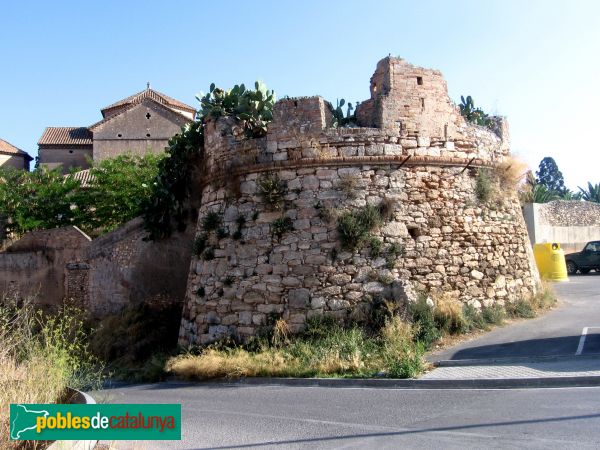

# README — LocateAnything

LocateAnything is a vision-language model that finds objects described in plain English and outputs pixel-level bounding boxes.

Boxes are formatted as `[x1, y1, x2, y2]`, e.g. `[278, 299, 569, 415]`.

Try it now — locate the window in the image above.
[417, 76, 423, 85]
[146, 133, 151, 137]
[146, 112, 152, 119]
[585, 242, 600, 252]
[117, 133, 122, 138]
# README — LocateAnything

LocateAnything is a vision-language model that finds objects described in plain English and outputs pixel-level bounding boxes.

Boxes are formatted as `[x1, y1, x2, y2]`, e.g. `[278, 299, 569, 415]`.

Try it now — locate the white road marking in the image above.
[576, 328, 589, 355]
[575, 327, 600, 355]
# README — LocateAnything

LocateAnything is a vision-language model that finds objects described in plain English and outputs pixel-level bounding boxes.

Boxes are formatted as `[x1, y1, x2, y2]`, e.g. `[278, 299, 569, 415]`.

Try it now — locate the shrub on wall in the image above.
[143, 81, 277, 239]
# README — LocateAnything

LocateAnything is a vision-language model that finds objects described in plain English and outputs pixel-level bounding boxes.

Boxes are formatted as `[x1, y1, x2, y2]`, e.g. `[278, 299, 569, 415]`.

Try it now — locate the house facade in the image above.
[38, 86, 195, 173]
[0, 139, 33, 170]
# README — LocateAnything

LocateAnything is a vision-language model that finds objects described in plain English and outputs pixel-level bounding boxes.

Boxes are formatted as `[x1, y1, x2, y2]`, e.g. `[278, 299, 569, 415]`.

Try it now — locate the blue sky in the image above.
[1, 0, 599, 190]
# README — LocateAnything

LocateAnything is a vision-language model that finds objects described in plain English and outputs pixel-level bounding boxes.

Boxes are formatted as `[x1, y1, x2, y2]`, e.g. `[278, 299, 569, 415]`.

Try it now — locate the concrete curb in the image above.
[47, 389, 97, 450]
[163, 374, 600, 390]
[435, 352, 600, 367]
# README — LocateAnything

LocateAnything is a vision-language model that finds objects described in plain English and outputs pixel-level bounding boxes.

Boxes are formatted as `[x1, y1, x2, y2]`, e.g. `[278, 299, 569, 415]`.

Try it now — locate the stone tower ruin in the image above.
[179, 56, 539, 346]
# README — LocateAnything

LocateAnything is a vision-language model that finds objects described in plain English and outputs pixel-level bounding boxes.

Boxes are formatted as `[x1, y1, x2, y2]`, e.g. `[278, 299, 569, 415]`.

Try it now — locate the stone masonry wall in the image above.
[522, 201, 600, 254]
[179, 57, 539, 346]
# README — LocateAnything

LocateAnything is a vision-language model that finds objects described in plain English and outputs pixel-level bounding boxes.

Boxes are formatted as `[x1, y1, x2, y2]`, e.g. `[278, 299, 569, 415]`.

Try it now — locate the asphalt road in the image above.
[95, 382, 600, 449]
[430, 273, 600, 361]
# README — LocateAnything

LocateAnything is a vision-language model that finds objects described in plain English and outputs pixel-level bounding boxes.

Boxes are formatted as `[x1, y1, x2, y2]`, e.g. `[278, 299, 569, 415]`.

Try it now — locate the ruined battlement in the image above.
[179, 57, 537, 346]
[201, 57, 509, 187]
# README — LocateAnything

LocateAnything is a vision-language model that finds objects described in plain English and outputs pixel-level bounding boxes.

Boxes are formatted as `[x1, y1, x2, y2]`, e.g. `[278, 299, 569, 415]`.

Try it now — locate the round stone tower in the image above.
[179, 57, 539, 345]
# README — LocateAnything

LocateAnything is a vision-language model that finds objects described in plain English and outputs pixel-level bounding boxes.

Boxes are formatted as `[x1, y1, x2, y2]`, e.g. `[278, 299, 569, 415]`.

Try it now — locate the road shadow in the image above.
[447, 333, 600, 367]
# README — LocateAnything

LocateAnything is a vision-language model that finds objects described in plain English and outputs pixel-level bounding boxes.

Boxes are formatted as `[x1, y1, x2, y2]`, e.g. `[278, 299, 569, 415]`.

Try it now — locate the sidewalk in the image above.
[422, 355, 600, 380]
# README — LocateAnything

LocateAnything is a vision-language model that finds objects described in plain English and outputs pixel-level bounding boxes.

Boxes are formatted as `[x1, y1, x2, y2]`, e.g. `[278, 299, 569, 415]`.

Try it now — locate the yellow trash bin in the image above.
[533, 243, 569, 281]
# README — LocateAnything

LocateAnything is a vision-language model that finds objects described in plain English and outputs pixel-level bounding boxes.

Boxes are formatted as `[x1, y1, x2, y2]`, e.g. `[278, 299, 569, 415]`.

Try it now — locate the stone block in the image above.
[289, 288, 310, 308]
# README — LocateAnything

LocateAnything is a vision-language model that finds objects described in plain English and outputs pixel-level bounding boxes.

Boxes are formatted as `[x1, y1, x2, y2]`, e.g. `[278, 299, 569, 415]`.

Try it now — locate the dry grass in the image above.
[0, 354, 69, 450]
[167, 316, 426, 380]
[0, 300, 103, 450]
[496, 156, 529, 190]
[338, 174, 361, 199]
[432, 292, 466, 334]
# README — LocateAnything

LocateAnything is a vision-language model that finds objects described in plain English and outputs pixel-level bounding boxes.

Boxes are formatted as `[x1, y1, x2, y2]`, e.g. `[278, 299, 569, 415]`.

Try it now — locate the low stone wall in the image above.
[65, 218, 194, 318]
[0, 219, 194, 316]
[522, 201, 600, 254]
[0, 227, 91, 306]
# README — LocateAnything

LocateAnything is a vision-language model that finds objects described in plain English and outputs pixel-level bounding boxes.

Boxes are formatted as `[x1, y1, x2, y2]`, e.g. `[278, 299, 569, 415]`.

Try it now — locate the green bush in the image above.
[369, 237, 383, 257]
[257, 173, 287, 210]
[337, 204, 383, 250]
[462, 304, 488, 331]
[409, 295, 441, 349]
[476, 169, 494, 203]
[506, 299, 536, 319]
[90, 301, 182, 382]
[202, 211, 222, 231]
[481, 303, 506, 325]
[271, 216, 294, 238]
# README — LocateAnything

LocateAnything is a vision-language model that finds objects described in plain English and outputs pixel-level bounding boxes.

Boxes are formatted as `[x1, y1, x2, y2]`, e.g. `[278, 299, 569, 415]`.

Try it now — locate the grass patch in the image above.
[167, 284, 557, 383]
[167, 315, 425, 380]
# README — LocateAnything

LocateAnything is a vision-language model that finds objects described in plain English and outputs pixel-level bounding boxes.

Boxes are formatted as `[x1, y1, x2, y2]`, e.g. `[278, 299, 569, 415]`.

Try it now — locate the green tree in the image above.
[519, 171, 560, 204]
[0, 154, 162, 242]
[80, 154, 162, 233]
[578, 182, 600, 203]
[535, 157, 567, 196]
[0, 167, 83, 238]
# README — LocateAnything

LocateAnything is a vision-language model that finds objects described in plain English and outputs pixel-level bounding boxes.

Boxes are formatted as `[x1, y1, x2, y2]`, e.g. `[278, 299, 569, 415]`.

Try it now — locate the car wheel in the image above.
[580, 268, 591, 274]
[566, 261, 578, 275]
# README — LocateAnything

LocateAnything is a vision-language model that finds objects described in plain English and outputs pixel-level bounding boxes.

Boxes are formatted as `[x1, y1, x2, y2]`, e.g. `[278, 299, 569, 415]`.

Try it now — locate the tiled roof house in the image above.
[0, 138, 33, 171]
[38, 86, 195, 173]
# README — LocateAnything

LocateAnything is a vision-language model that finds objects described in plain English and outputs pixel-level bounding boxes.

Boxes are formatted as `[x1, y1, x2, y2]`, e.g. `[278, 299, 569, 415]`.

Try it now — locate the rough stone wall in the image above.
[77, 218, 194, 318]
[522, 201, 600, 254]
[179, 57, 539, 346]
[0, 219, 194, 316]
[0, 227, 91, 306]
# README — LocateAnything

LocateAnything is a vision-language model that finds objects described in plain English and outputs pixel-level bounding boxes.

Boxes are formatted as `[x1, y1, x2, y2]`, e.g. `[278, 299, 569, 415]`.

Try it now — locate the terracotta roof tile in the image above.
[65, 169, 94, 187]
[101, 88, 195, 117]
[38, 127, 93, 146]
[0, 138, 33, 160]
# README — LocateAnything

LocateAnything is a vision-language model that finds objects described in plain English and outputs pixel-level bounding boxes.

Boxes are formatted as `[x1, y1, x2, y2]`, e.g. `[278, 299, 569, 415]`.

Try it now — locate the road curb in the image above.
[47, 389, 97, 450]
[435, 352, 600, 367]
[164, 374, 600, 390]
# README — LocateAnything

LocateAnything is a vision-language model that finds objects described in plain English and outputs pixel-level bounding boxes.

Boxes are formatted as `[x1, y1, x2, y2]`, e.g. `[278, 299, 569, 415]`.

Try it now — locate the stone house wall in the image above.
[92, 99, 190, 162]
[0, 153, 30, 170]
[179, 57, 539, 346]
[38, 147, 93, 173]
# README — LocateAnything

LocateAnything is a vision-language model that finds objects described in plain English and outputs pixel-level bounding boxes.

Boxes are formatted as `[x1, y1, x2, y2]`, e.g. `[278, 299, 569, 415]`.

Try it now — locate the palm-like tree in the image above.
[578, 182, 600, 203]
[520, 171, 560, 203]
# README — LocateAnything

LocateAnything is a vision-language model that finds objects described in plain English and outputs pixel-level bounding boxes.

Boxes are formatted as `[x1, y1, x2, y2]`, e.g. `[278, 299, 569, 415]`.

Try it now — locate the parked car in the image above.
[565, 241, 600, 275]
